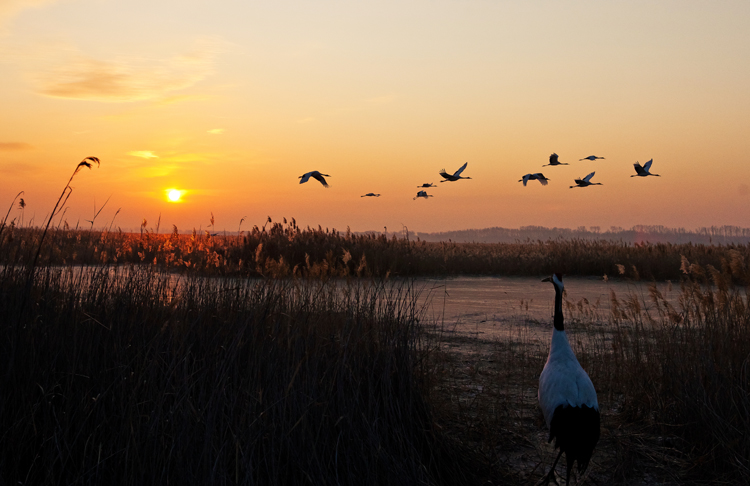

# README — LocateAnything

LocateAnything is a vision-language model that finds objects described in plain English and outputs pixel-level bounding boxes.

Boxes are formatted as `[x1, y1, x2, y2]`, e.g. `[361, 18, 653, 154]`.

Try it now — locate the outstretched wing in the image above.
[522, 174, 531, 186]
[312, 172, 329, 187]
[453, 162, 468, 177]
[534, 173, 549, 186]
[633, 162, 644, 175]
[549, 153, 558, 164]
[439, 169, 451, 179]
[583, 171, 595, 182]
[299, 172, 312, 184]
[643, 159, 653, 172]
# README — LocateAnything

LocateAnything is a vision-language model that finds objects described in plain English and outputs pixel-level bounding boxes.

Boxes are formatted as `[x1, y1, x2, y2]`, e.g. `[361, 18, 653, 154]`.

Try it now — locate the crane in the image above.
[439, 162, 472, 182]
[538, 273, 600, 485]
[519, 173, 550, 186]
[631, 159, 660, 177]
[299, 171, 331, 187]
[413, 190, 433, 200]
[570, 172, 602, 188]
[361, 193, 381, 197]
[579, 155, 605, 161]
[543, 153, 568, 167]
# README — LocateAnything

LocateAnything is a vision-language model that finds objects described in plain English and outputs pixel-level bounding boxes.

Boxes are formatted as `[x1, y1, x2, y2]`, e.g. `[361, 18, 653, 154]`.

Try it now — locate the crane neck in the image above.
[553, 285, 564, 331]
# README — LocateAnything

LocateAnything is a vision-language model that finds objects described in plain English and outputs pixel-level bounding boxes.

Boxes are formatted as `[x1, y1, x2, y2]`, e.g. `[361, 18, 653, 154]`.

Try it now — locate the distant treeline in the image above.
[3, 218, 750, 281]
[412, 224, 750, 245]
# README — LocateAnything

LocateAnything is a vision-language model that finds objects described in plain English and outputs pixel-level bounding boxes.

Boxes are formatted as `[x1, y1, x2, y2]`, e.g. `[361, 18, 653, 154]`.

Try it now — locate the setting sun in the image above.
[167, 189, 184, 203]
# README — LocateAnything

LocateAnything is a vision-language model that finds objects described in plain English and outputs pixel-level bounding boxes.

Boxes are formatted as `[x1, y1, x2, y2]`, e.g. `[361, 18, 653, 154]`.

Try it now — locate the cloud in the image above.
[32, 38, 226, 102]
[129, 151, 159, 159]
[0, 0, 57, 26]
[207, 128, 225, 134]
[0, 142, 33, 150]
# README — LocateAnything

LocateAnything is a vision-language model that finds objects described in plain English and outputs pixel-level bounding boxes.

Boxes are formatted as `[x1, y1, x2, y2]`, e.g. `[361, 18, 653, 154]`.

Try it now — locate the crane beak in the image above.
[541, 276, 552, 282]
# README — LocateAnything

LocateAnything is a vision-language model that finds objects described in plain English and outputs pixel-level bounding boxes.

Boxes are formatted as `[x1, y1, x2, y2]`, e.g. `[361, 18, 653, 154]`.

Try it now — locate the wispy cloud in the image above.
[129, 151, 159, 159]
[0, 142, 33, 150]
[207, 128, 225, 134]
[30, 37, 226, 102]
[0, 0, 57, 26]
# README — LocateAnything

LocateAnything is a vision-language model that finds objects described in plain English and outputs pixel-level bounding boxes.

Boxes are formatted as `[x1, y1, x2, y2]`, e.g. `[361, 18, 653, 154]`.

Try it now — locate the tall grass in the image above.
[3, 218, 750, 280]
[0, 264, 486, 485]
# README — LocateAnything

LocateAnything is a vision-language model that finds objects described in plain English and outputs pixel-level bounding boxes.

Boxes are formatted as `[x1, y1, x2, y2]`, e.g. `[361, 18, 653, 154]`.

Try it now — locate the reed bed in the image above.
[426, 253, 750, 484]
[2, 218, 750, 280]
[0, 264, 493, 485]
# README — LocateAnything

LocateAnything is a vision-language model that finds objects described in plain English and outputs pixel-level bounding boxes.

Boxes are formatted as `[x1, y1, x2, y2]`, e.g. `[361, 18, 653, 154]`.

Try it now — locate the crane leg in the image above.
[538, 449, 563, 486]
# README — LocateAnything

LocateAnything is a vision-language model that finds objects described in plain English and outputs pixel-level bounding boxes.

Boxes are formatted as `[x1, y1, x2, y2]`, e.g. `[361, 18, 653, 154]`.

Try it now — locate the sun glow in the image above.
[167, 189, 184, 202]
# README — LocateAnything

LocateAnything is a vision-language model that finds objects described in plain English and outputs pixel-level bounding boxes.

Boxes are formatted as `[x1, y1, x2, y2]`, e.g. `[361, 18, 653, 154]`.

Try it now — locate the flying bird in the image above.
[538, 274, 600, 485]
[361, 193, 381, 197]
[570, 172, 602, 188]
[439, 162, 472, 182]
[519, 173, 550, 186]
[413, 190, 433, 200]
[631, 159, 660, 177]
[579, 155, 605, 161]
[418, 183, 436, 188]
[299, 171, 331, 187]
[543, 153, 568, 167]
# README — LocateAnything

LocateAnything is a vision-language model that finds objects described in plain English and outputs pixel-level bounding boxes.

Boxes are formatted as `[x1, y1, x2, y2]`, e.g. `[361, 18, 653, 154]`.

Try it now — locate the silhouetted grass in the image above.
[3, 217, 749, 280]
[0, 264, 494, 485]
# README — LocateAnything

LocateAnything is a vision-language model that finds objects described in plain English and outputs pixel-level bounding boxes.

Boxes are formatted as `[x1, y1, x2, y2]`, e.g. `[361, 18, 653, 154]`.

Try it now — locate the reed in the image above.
[3, 218, 749, 280]
[0, 264, 491, 485]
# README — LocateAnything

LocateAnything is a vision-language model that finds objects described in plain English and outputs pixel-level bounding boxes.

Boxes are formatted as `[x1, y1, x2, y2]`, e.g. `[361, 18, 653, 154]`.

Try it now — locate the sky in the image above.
[1, 0, 749, 234]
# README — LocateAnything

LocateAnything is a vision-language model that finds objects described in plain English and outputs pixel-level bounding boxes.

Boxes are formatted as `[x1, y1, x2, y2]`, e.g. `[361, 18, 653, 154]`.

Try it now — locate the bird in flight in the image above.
[413, 190, 433, 200]
[543, 153, 568, 167]
[299, 171, 331, 187]
[570, 172, 602, 188]
[631, 159, 660, 177]
[579, 155, 605, 161]
[519, 173, 550, 186]
[439, 162, 472, 182]
[361, 193, 381, 197]
[417, 183, 436, 188]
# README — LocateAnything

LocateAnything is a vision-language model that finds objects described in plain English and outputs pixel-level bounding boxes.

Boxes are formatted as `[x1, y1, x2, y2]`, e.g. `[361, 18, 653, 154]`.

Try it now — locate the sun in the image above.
[166, 189, 184, 202]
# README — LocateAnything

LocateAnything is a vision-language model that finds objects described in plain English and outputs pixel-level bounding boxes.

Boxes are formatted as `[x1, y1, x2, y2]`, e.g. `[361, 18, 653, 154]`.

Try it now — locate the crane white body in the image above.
[538, 273, 600, 484]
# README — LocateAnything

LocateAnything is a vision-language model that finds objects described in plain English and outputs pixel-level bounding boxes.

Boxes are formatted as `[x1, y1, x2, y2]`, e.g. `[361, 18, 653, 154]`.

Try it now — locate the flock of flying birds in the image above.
[298, 153, 660, 198]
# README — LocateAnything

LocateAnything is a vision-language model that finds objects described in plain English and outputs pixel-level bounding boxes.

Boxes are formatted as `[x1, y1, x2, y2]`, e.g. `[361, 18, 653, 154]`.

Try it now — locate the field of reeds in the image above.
[2, 161, 750, 483]
[2, 216, 750, 281]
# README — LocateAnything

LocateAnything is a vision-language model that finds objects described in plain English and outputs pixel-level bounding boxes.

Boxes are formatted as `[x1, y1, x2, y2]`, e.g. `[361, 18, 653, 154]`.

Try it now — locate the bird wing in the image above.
[439, 169, 451, 179]
[633, 162, 644, 174]
[312, 172, 329, 187]
[522, 174, 530, 186]
[583, 171, 595, 182]
[299, 172, 312, 184]
[453, 161, 468, 177]
[535, 173, 549, 185]
[644, 159, 653, 172]
[550, 153, 558, 164]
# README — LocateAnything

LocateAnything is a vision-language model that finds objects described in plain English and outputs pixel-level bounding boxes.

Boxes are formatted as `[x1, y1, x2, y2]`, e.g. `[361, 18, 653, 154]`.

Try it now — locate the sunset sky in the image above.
[1, 0, 749, 234]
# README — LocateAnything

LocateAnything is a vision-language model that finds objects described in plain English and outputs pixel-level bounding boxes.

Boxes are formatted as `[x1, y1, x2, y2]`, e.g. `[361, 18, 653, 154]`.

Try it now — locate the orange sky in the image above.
[1, 0, 749, 233]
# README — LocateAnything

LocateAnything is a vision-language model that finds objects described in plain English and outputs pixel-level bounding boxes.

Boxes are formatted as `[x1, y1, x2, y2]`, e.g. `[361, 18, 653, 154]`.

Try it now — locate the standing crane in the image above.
[439, 162, 472, 182]
[543, 153, 568, 167]
[299, 171, 331, 187]
[631, 159, 660, 177]
[570, 172, 602, 188]
[538, 273, 600, 485]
